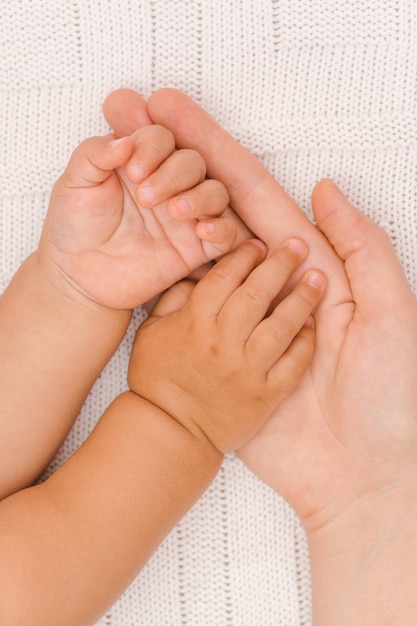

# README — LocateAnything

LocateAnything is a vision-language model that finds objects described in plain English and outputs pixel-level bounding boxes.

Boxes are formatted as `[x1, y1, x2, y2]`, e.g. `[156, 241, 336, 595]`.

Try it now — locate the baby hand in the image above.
[128, 239, 326, 453]
[38, 126, 238, 310]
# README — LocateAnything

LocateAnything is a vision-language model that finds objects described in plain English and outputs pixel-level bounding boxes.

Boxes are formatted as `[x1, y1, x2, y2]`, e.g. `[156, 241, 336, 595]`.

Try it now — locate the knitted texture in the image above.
[1, 1, 416, 624]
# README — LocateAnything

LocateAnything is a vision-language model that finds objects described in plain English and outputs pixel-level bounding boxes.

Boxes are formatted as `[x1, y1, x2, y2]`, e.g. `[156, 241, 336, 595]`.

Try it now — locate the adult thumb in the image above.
[312, 179, 411, 310]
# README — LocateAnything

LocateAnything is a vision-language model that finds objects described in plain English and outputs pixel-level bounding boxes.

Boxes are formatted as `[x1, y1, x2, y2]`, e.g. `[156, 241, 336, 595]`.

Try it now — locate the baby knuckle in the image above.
[207, 339, 222, 359]
[212, 261, 236, 282]
[130, 125, 149, 143]
[280, 359, 307, 389]
[270, 318, 292, 343]
[78, 136, 96, 151]
[168, 167, 184, 190]
[182, 149, 207, 177]
[135, 125, 176, 156]
[149, 124, 175, 145]
[296, 331, 315, 359]
[243, 282, 265, 303]
[211, 180, 230, 205]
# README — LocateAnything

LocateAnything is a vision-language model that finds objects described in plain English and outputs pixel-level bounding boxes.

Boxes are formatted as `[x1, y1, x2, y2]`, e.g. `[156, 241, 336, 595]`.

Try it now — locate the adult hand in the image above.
[242, 181, 417, 625]
[240, 181, 417, 525]
[105, 89, 417, 623]
[142, 90, 417, 520]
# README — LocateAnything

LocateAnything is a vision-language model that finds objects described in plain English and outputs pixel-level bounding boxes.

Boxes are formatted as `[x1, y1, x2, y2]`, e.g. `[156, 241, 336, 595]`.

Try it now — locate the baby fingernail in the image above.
[139, 186, 156, 204]
[129, 162, 147, 182]
[287, 238, 307, 256]
[306, 270, 325, 288]
[203, 221, 216, 234]
[109, 137, 128, 148]
[175, 197, 191, 216]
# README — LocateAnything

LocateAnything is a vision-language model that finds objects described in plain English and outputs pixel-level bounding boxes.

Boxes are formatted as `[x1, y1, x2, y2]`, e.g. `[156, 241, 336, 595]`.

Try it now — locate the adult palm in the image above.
[239, 181, 417, 529]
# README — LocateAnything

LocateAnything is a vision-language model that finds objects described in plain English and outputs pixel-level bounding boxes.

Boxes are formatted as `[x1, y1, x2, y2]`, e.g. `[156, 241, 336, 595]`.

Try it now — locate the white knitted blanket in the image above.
[1, 1, 416, 624]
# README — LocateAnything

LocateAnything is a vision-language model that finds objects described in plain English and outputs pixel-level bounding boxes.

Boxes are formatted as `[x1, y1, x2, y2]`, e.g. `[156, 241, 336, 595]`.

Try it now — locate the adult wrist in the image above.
[305, 473, 417, 625]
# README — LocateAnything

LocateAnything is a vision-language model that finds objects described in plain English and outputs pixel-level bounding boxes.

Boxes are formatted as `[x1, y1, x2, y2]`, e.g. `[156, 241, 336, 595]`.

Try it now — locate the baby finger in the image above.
[168, 178, 229, 220]
[127, 125, 176, 183]
[247, 270, 326, 372]
[136, 149, 206, 208]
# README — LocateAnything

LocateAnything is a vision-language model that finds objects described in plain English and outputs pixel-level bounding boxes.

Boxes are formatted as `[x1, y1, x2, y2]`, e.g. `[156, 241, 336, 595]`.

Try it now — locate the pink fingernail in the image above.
[306, 270, 325, 288]
[129, 162, 147, 182]
[176, 197, 191, 216]
[287, 238, 307, 257]
[139, 186, 156, 204]
[109, 137, 127, 148]
[204, 222, 216, 234]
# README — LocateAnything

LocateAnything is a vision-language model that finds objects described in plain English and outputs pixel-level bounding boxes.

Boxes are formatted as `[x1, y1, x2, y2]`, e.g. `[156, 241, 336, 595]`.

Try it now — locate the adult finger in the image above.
[127, 125, 176, 183]
[103, 89, 152, 137]
[147, 89, 316, 250]
[107, 89, 351, 318]
[147, 89, 353, 333]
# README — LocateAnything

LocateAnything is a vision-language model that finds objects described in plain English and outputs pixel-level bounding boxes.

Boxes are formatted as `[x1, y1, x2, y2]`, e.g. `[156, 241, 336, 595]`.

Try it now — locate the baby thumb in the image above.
[151, 280, 195, 318]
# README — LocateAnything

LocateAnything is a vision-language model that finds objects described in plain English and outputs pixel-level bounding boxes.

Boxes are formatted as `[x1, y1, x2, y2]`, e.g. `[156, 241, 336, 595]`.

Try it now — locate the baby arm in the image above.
[0, 240, 325, 626]
[0, 127, 235, 499]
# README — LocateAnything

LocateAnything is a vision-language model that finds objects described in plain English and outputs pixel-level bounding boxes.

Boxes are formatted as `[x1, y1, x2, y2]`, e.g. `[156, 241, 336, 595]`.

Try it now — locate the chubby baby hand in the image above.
[128, 239, 326, 453]
[37, 126, 240, 310]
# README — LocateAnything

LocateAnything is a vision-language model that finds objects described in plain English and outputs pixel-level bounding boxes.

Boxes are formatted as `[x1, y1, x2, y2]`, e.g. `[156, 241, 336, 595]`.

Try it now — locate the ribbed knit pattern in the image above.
[1, 1, 416, 624]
